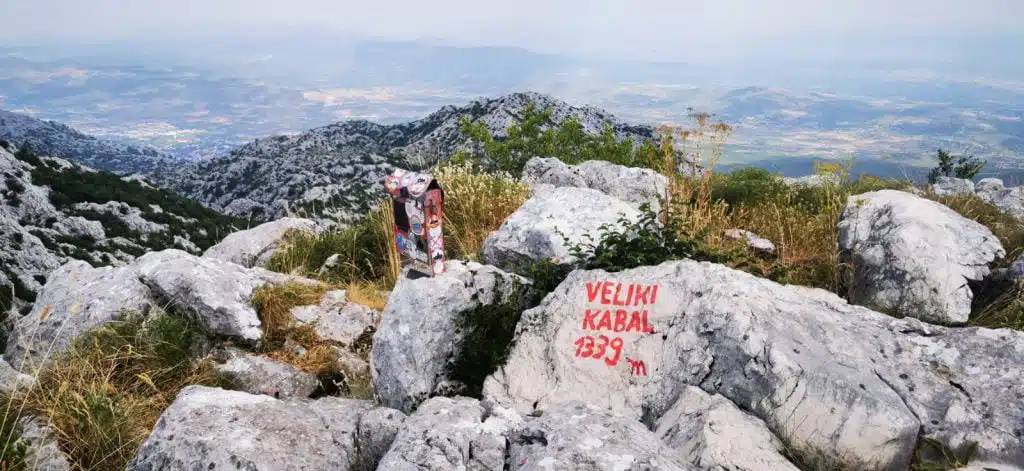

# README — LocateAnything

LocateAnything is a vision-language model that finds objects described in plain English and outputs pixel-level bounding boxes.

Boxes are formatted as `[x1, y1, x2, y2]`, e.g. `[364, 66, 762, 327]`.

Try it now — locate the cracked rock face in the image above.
[509, 401, 692, 470]
[483, 260, 1024, 470]
[291, 290, 378, 347]
[482, 186, 643, 271]
[654, 386, 799, 471]
[127, 385, 405, 471]
[133, 249, 315, 345]
[4, 260, 153, 371]
[202, 217, 320, 268]
[377, 396, 518, 471]
[838, 190, 1005, 325]
[976, 178, 1024, 220]
[371, 261, 533, 413]
[520, 157, 668, 213]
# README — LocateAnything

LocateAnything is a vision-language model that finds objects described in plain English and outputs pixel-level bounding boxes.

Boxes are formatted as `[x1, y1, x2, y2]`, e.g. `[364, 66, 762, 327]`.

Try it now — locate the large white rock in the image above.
[291, 290, 378, 347]
[3, 260, 154, 370]
[655, 386, 799, 471]
[371, 261, 533, 413]
[931, 176, 976, 196]
[520, 157, 669, 213]
[482, 186, 642, 271]
[133, 249, 315, 345]
[377, 396, 519, 471]
[127, 385, 405, 471]
[483, 260, 1024, 470]
[838, 190, 1004, 325]
[509, 401, 692, 470]
[203, 217, 320, 268]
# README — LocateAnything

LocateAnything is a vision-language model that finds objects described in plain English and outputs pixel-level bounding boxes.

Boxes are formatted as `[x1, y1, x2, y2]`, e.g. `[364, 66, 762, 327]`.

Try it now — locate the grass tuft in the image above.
[7, 309, 218, 471]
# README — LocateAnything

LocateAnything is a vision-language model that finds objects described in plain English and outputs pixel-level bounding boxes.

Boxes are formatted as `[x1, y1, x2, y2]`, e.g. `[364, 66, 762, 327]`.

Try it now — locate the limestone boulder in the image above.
[931, 176, 976, 196]
[838, 190, 1004, 325]
[482, 186, 642, 272]
[203, 217, 320, 268]
[484, 260, 1024, 470]
[126, 385, 404, 471]
[3, 260, 153, 370]
[521, 157, 668, 213]
[371, 261, 534, 413]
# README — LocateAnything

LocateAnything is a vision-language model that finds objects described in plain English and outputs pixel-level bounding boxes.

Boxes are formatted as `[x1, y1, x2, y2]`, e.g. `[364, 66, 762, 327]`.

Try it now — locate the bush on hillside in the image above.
[452, 102, 661, 176]
[710, 167, 789, 209]
[926, 148, 986, 184]
[9, 310, 220, 471]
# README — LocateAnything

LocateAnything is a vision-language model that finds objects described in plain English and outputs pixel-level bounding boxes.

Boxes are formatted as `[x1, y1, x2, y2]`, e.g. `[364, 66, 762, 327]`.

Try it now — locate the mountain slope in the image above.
[157, 92, 657, 223]
[0, 109, 184, 175]
[0, 142, 244, 318]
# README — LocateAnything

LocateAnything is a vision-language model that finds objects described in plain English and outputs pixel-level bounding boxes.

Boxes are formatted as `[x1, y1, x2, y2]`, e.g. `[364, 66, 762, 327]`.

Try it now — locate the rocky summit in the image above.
[2, 97, 1024, 471]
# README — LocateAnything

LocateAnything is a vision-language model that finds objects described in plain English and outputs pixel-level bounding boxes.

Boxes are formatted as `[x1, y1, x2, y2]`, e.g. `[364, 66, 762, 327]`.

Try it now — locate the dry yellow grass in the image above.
[6, 311, 219, 471]
[433, 162, 531, 261]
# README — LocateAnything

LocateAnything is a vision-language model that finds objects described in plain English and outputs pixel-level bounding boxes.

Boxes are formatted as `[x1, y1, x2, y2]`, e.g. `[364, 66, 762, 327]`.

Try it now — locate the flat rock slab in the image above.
[215, 354, 319, 398]
[127, 386, 405, 471]
[484, 260, 1024, 470]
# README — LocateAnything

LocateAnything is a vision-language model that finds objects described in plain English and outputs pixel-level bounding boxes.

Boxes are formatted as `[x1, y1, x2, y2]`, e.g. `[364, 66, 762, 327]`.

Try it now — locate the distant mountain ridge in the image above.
[0, 109, 183, 175]
[156, 92, 658, 223]
[0, 142, 242, 317]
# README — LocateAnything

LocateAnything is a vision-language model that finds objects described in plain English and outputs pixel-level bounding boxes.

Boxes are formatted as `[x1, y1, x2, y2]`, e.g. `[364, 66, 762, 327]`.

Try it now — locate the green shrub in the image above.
[14, 309, 218, 471]
[567, 203, 737, 273]
[710, 167, 789, 209]
[449, 285, 529, 398]
[0, 398, 28, 471]
[926, 148, 985, 184]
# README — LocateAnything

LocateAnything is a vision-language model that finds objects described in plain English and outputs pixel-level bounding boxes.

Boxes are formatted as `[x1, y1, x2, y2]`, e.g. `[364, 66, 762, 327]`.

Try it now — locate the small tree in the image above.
[927, 148, 986, 184]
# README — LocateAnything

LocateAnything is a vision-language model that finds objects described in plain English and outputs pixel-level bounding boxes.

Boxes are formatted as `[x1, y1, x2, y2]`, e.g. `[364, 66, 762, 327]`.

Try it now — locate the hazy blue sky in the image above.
[2, 0, 1022, 61]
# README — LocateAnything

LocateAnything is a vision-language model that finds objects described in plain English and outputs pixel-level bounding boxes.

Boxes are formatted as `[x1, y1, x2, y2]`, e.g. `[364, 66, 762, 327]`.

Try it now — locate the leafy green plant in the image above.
[710, 167, 789, 209]
[566, 203, 736, 273]
[449, 284, 528, 398]
[453, 101, 661, 176]
[926, 148, 986, 184]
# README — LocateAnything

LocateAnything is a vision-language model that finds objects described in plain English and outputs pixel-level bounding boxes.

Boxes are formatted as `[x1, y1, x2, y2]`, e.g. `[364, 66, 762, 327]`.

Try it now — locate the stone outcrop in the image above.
[3, 260, 153, 370]
[371, 261, 534, 413]
[215, 354, 319, 399]
[202, 217, 320, 268]
[482, 186, 642, 272]
[838, 190, 1004, 325]
[291, 290, 378, 347]
[520, 157, 668, 213]
[484, 260, 1024, 470]
[126, 385, 405, 471]
[931, 176, 975, 196]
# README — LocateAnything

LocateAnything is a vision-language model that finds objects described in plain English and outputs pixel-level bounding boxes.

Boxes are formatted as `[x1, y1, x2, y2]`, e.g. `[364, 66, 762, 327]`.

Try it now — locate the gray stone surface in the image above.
[291, 290, 378, 346]
[838, 190, 1004, 325]
[509, 401, 692, 470]
[484, 260, 1024, 470]
[18, 417, 72, 471]
[655, 386, 799, 471]
[482, 186, 642, 271]
[215, 354, 319, 398]
[203, 217, 320, 268]
[3, 260, 153, 370]
[975, 178, 1024, 220]
[126, 385, 403, 471]
[0, 356, 35, 394]
[377, 396, 518, 471]
[931, 176, 976, 196]
[521, 157, 669, 213]
[133, 249, 313, 345]
[371, 261, 533, 413]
